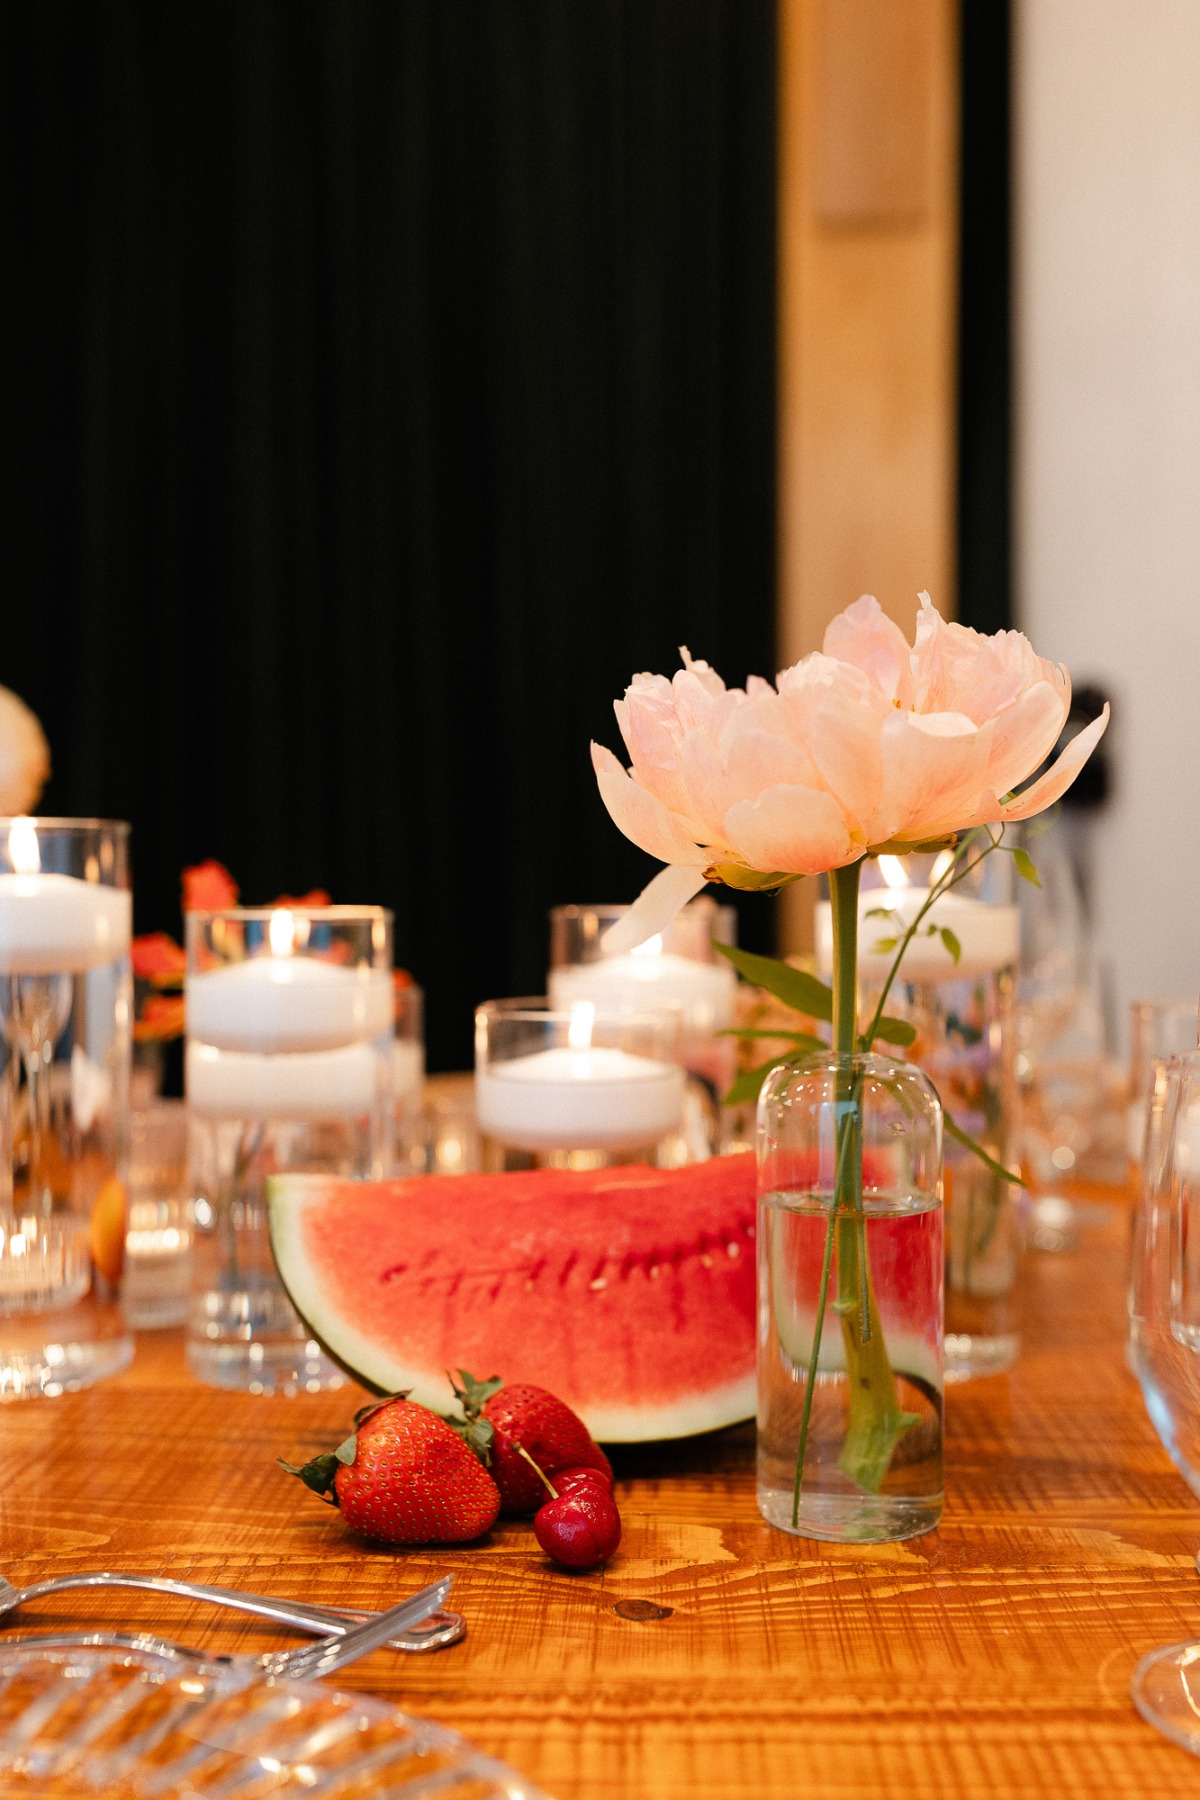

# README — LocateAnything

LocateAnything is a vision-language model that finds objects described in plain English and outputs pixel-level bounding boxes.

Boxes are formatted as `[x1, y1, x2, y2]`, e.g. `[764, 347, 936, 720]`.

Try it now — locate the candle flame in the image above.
[878, 855, 909, 890]
[931, 849, 954, 884]
[568, 1001, 595, 1050]
[629, 933, 663, 960]
[8, 817, 39, 876]
[268, 908, 295, 957]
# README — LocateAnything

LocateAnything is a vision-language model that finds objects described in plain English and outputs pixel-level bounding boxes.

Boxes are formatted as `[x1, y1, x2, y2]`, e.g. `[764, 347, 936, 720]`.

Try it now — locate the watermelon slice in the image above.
[267, 1156, 757, 1442]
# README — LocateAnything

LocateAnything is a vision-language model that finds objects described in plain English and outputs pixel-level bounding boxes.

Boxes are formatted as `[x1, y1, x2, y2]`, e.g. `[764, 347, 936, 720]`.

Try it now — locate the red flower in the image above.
[271, 889, 332, 908]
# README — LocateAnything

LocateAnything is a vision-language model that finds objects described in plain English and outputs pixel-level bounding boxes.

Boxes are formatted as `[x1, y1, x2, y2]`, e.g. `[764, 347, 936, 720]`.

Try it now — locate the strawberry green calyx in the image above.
[279, 1389, 413, 1502]
[446, 1369, 505, 1466]
[277, 1434, 356, 1506]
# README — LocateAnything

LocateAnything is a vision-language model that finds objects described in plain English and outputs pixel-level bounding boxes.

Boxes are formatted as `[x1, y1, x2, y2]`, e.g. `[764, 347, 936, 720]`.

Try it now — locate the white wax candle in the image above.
[548, 951, 735, 1037]
[476, 1045, 685, 1152]
[0, 873, 131, 975]
[187, 1039, 383, 1119]
[816, 889, 1019, 982]
[186, 957, 393, 1053]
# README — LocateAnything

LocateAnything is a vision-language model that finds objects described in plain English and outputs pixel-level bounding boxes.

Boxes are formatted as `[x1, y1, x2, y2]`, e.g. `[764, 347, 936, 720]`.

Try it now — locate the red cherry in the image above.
[552, 1466, 614, 1498]
[534, 1489, 622, 1570]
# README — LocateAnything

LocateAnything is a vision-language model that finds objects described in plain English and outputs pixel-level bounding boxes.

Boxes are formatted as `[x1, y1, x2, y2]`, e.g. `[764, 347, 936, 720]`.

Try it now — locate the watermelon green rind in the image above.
[266, 1160, 758, 1443]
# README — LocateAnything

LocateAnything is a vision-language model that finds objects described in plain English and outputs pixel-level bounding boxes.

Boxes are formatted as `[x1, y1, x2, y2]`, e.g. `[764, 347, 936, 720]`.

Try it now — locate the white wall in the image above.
[1016, 0, 1200, 1036]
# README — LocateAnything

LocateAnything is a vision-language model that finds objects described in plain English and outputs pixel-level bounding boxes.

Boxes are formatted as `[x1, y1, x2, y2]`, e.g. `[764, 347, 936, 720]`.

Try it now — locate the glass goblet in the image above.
[1128, 1048, 1200, 1748]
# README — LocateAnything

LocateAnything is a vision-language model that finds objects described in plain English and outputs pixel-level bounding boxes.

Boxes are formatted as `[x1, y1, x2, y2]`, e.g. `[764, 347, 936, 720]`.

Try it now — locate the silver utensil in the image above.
[0, 1572, 453, 1685]
[0, 1567, 464, 1651]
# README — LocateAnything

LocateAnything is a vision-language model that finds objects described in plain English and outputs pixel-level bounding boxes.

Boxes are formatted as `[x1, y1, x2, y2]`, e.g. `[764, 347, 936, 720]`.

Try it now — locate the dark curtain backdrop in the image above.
[0, 0, 778, 1072]
[956, 0, 1012, 634]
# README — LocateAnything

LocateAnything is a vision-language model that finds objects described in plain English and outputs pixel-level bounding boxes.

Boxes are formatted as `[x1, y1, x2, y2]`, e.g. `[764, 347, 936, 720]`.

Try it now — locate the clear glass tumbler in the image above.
[185, 905, 393, 1393]
[757, 1051, 944, 1543]
[392, 976, 426, 1176]
[1128, 1050, 1200, 1749]
[475, 998, 685, 1171]
[124, 1101, 191, 1329]
[0, 817, 133, 1397]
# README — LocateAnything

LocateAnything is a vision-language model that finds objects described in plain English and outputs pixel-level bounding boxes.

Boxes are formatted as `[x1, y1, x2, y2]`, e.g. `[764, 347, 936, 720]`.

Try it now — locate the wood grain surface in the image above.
[3, 1193, 1199, 1797]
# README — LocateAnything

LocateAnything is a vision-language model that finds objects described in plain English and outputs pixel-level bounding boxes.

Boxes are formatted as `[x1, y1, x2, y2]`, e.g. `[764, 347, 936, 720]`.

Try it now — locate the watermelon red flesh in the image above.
[268, 1156, 757, 1443]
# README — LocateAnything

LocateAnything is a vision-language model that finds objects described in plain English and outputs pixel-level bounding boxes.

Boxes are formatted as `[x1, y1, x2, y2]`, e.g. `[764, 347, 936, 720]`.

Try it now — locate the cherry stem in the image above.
[514, 1442, 558, 1499]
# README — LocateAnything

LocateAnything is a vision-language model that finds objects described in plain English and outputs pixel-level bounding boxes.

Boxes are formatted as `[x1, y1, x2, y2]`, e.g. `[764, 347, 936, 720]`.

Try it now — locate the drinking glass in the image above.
[0, 817, 133, 1396]
[123, 1101, 191, 1329]
[1128, 997, 1198, 1171]
[1129, 1051, 1200, 1747]
[392, 976, 426, 1175]
[548, 897, 737, 1151]
[186, 905, 393, 1393]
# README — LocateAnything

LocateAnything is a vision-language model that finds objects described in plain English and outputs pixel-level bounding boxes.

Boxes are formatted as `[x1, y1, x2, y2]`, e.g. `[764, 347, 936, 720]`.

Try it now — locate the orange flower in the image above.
[271, 889, 332, 908]
[131, 932, 187, 985]
[133, 993, 187, 1043]
[182, 860, 239, 912]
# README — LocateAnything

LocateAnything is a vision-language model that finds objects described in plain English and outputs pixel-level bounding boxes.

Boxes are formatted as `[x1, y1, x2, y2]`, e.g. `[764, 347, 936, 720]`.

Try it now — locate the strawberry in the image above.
[449, 1372, 613, 1515]
[280, 1394, 501, 1545]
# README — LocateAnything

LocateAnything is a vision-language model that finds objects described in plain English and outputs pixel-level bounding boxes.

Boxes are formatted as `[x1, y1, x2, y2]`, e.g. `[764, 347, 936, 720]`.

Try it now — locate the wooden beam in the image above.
[777, 0, 959, 952]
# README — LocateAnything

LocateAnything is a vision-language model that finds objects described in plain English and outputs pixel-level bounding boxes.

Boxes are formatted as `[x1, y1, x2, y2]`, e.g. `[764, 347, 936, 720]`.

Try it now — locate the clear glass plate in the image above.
[0, 1641, 548, 1797]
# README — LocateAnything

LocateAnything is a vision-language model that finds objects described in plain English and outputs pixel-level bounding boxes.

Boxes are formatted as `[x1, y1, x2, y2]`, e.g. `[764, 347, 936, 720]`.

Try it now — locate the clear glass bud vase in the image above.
[756, 1051, 944, 1543]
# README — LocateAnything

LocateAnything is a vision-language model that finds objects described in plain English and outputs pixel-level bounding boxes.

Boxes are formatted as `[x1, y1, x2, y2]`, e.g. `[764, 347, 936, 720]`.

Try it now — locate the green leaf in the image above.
[713, 943, 833, 1021]
[943, 1112, 1027, 1186]
[867, 1014, 917, 1048]
[868, 935, 899, 954]
[939, 926, 962, 964]
[723, 1053, 814, 1108]
[1011, 846, 1041, 888]
[863, 907, 895, 921]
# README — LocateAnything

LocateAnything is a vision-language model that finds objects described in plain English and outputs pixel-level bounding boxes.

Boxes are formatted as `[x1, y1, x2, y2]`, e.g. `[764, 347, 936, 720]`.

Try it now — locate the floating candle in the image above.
[186, 1040, 382, 1119]
[187, 955, 393, 1054]
[476, 1043, 684, 1153]
[816, 884, 1019, 982]
[0, 818, 130, 975]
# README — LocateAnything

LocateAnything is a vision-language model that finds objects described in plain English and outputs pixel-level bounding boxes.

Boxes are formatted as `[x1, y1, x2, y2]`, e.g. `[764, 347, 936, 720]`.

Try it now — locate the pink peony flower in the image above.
[0, 686, 49, 816]
[593, 594, 1109, 945]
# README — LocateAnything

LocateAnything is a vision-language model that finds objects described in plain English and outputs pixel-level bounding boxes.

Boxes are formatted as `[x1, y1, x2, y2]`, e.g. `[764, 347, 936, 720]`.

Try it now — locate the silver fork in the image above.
[0, 1568, 464, 1651]
[0, 1573, 453, 1685]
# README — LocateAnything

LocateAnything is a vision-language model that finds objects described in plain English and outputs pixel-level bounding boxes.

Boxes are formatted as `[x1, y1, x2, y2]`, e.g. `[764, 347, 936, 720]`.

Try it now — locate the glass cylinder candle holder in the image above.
[548, 897, 738, 1153]
[185, 905, 394, 1393]
[392, 976, 426, 1176]
[475, 998, 686, 1171]
[757, 1051, 944, 1543]
[817, 851, 1020, 1381]
[0, 817, 133, 1397]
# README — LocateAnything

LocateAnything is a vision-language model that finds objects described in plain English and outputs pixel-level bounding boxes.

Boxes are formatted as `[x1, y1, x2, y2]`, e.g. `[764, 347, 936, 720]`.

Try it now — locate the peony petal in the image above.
[602, 864, 710, 954]
[983, 680, 1069, 801]
[591, 743, 711, 866]
[0, 685, 50, 815]
[998, 704, 1110, 822]
[821, 596, 915, 707]
[873, 710, 995, 845]
[722, 784, 856, 876]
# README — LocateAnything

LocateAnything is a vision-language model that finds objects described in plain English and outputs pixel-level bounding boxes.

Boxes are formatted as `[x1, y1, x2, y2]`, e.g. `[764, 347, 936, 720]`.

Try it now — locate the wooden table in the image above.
[3, 1195, 1200, 1797]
